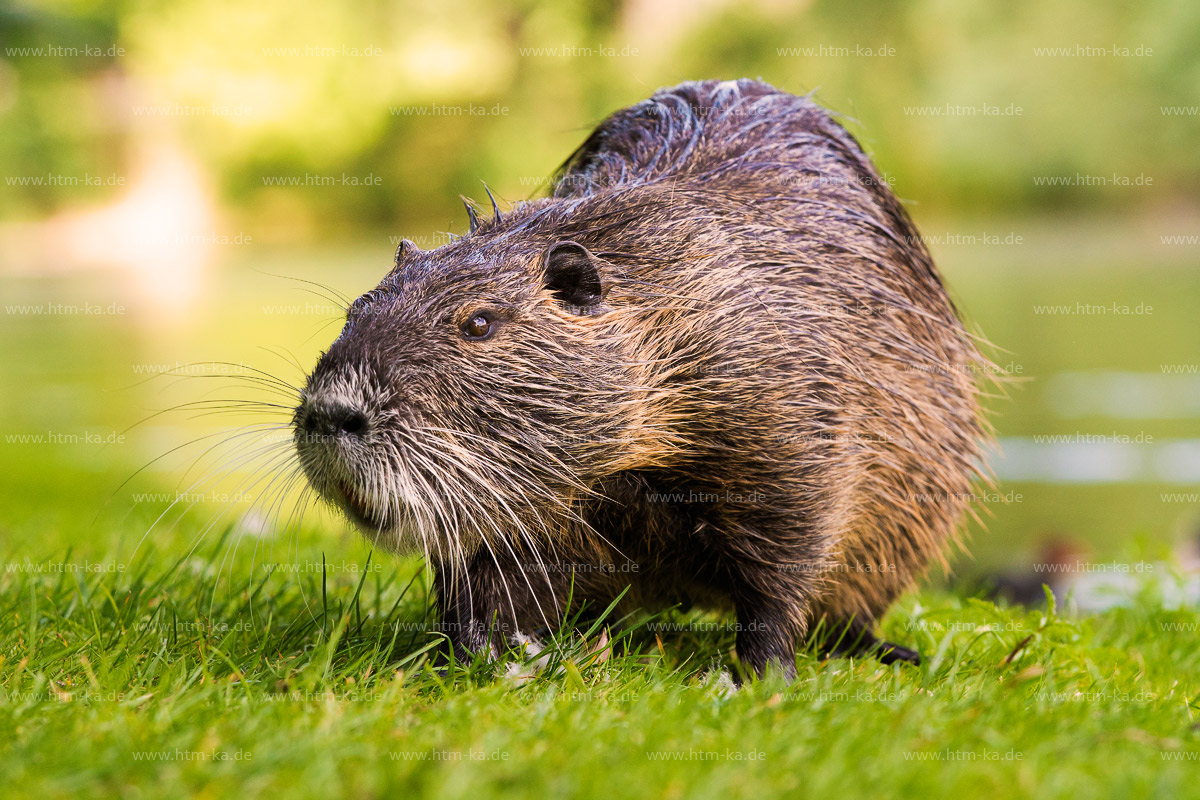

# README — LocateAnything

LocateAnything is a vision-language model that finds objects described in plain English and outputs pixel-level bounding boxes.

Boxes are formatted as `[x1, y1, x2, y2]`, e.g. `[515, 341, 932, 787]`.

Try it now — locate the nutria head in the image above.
[293, 228, 637, 559]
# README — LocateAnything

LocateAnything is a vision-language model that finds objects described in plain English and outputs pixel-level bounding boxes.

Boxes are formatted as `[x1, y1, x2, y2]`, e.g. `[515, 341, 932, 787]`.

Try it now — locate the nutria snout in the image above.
[294, 78, 992, 680]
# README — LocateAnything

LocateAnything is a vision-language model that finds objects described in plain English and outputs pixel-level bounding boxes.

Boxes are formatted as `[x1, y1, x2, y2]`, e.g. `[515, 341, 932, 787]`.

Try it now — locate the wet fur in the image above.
[295, 79, 992, 680]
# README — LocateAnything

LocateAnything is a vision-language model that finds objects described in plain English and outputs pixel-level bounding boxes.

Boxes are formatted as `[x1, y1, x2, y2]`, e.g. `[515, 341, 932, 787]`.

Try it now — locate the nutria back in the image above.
[294, 78, 991, 679]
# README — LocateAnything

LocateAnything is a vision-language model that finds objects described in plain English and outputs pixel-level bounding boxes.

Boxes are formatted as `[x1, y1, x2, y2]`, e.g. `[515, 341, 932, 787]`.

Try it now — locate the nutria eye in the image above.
[461, 313, 495, 341]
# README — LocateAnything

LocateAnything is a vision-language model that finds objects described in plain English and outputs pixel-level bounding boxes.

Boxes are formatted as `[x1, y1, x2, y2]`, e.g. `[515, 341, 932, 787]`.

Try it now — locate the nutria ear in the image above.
[543, 241, 604, 312]
[393, 238, 419, 267]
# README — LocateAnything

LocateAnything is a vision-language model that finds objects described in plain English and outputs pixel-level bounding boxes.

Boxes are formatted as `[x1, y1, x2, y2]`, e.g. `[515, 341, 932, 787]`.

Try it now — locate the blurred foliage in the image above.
[1, 0, 1197, 574]
[2, 0, 1199, 236]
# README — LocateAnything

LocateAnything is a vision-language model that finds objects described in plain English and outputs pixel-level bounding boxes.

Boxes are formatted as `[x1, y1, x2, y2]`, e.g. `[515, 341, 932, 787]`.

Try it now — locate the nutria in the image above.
[293, 78, 991, 680]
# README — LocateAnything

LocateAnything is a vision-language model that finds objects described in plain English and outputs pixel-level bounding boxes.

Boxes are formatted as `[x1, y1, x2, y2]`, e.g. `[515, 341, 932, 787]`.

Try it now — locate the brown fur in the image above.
[294, 79, 992, 679]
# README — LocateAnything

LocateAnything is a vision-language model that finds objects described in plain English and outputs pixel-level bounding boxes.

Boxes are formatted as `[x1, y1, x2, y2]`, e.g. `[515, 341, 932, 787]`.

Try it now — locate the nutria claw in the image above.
[875, 643, 922, 666]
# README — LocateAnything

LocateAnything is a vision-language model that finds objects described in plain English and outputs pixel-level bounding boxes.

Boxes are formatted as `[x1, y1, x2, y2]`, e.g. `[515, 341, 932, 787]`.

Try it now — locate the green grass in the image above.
[2, 232, 1198, 798]
[2, 524, 1199, 799]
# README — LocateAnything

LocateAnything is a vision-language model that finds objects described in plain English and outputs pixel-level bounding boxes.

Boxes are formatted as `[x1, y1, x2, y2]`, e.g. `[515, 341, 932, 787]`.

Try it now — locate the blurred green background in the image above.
[1, 0, 1198, 581]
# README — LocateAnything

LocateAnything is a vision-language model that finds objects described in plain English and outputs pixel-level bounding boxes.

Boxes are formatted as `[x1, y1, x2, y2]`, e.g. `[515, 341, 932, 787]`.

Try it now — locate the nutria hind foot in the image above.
[872, 640, 921, 666]
[813, 619, 922, 666]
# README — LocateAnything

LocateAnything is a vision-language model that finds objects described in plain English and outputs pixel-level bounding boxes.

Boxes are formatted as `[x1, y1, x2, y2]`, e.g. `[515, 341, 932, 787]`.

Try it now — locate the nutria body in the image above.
[294, 79, 990, 679]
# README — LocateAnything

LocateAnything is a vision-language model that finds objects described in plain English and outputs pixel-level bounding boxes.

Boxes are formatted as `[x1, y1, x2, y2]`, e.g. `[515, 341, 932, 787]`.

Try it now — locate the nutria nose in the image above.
[300, 398, 369, 439]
